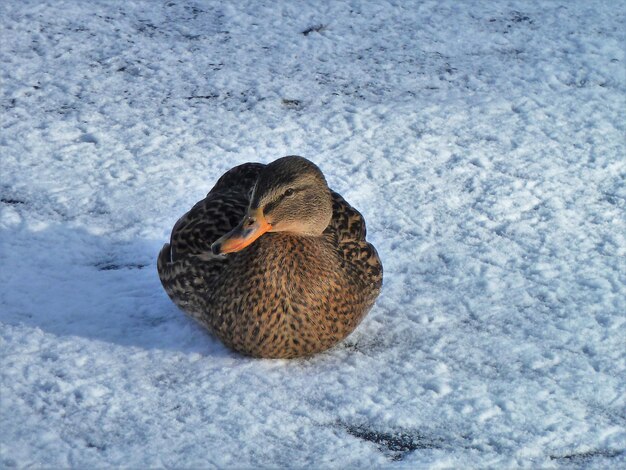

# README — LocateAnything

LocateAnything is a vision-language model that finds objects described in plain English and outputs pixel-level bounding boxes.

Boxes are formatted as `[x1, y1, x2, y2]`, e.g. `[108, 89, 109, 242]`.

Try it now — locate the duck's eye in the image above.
[284, 188, 295, 197]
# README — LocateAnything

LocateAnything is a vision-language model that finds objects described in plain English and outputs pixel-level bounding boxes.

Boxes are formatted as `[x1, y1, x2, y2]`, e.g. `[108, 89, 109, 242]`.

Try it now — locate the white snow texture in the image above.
[1, 0, 625, 468]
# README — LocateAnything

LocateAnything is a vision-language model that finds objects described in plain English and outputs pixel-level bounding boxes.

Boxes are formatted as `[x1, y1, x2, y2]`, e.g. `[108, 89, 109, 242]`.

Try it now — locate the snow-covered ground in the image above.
[1, 0, 625, 467]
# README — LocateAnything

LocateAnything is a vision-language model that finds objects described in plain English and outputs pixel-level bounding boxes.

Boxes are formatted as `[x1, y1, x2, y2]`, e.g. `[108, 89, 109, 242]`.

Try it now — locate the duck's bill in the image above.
[211, 209, 272, 255]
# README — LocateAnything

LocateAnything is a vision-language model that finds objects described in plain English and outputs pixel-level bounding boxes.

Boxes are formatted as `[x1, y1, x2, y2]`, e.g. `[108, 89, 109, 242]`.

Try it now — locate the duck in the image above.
[157, 156, 383, 358]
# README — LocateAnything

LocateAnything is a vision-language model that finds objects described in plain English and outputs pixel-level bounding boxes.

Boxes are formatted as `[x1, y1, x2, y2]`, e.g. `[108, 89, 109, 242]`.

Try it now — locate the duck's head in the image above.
[211, 156, 333, 255]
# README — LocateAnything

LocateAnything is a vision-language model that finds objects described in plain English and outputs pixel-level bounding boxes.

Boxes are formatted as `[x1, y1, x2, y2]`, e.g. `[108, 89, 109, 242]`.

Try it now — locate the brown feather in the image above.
[157, 159, 382, 358]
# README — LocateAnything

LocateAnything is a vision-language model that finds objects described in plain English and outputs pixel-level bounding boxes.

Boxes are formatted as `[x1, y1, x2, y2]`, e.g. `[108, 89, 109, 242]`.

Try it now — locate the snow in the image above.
[1, 0, 625, 467]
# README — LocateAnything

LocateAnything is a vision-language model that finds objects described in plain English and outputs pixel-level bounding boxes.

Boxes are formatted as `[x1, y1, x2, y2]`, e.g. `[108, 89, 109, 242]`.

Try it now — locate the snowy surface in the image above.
[1, 0, 625, 467]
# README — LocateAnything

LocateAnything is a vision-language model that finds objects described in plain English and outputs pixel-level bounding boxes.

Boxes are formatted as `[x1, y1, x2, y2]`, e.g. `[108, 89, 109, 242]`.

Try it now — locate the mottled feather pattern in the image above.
[158, 162, 382, 358]
[168, 163, 264, 261]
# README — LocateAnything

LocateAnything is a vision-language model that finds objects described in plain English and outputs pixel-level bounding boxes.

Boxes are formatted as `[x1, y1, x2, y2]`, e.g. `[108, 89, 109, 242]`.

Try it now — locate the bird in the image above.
[157, 156, 383, 358]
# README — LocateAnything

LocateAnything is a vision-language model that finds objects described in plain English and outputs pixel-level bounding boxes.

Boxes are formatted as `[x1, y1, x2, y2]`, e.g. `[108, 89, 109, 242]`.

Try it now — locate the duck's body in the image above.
[157, 157, 382, 358]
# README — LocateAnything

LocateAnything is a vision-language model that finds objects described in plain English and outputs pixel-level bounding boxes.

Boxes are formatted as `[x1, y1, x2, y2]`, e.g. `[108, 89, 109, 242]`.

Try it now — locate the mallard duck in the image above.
[157, 156, 383, 358]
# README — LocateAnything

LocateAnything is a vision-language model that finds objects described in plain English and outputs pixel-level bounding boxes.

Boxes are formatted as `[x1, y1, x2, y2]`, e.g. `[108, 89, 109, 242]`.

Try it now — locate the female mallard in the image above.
[157, 156, 382, 358]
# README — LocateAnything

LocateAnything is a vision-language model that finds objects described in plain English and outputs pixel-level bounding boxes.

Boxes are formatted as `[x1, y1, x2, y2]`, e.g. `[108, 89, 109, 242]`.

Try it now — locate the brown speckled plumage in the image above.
[157, 157, 382, 358]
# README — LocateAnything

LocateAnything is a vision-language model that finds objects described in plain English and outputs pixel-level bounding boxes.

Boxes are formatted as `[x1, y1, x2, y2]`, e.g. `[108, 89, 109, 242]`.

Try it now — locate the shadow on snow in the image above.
[1, 220, 232, 356]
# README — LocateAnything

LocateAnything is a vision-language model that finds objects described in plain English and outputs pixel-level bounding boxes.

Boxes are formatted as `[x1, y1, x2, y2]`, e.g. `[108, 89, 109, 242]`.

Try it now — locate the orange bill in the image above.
[211, 208, 272, 255]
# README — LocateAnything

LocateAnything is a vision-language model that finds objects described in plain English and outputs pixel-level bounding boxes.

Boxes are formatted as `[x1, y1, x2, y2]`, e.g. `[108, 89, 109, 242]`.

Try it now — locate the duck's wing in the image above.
[166, 163, 265, 262]
[327, 190, 367, 241]
[158, 163, 265, 318]
[325, 191, 383, 293]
